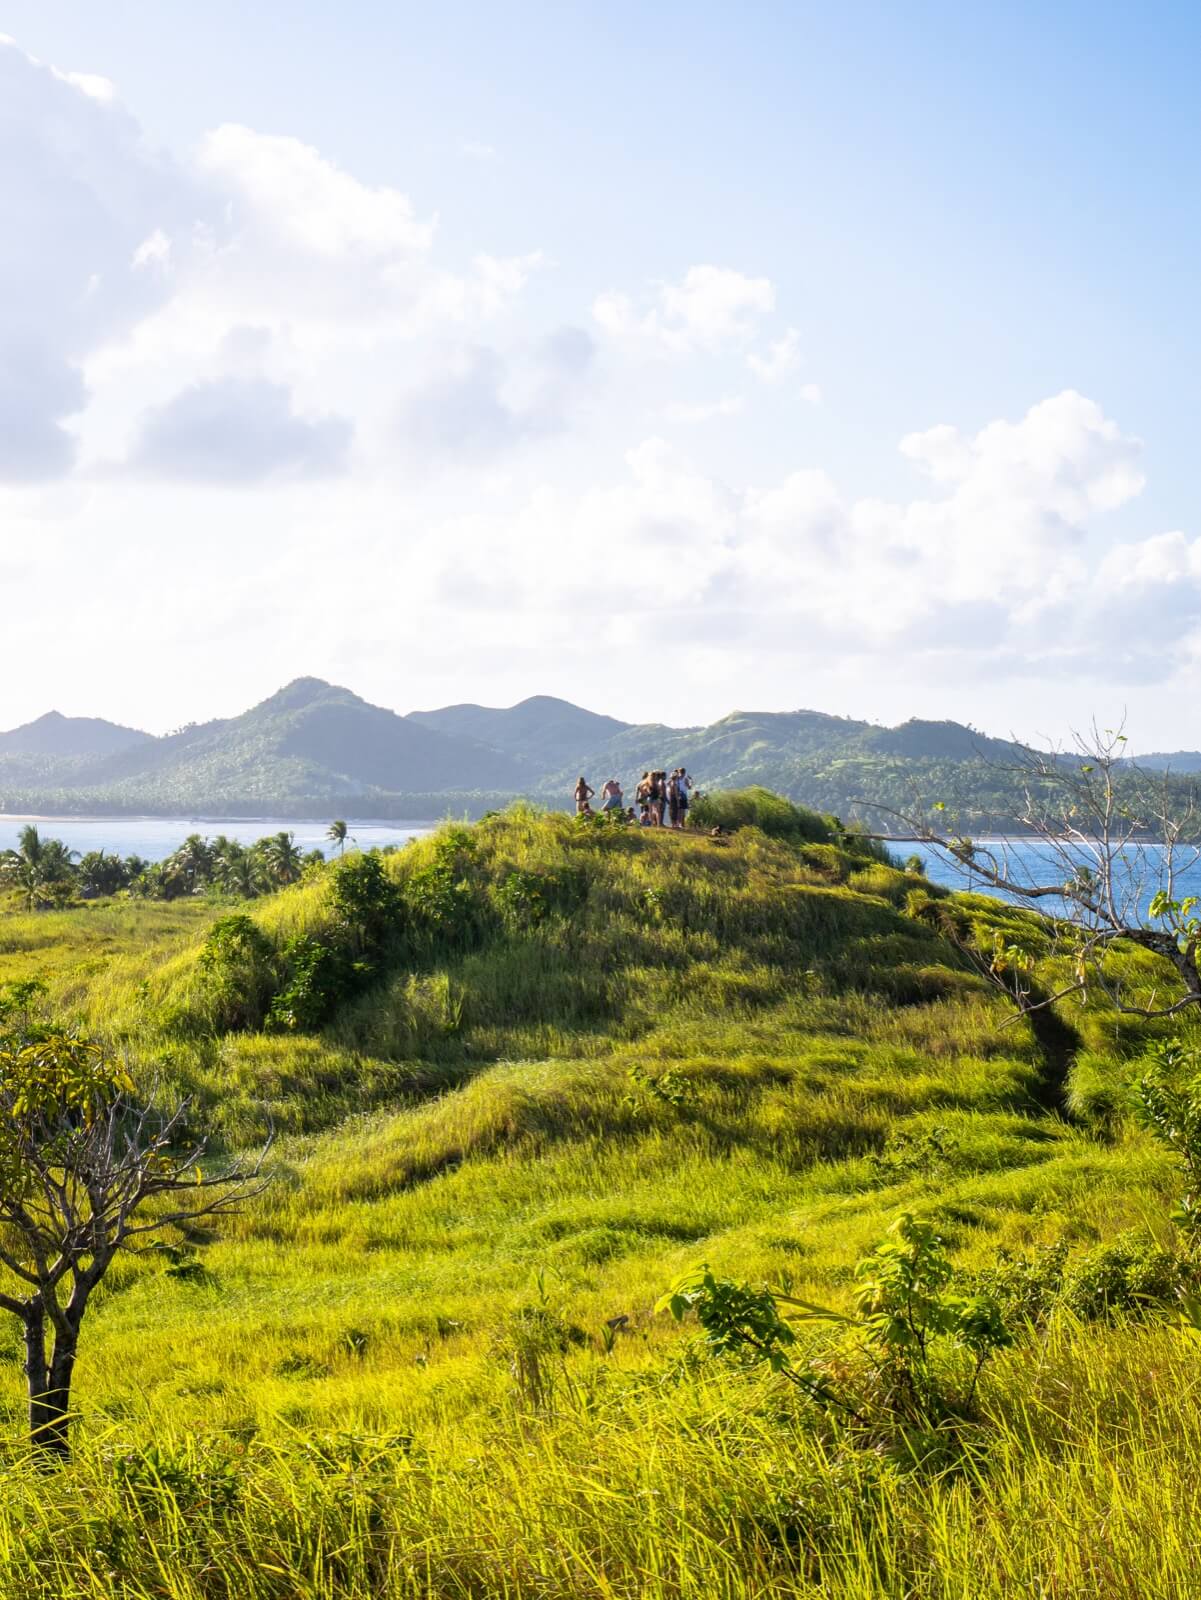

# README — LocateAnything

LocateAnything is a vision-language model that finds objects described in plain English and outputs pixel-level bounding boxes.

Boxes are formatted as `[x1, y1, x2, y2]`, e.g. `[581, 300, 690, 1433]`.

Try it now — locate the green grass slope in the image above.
[0, 805, 1197, 1596]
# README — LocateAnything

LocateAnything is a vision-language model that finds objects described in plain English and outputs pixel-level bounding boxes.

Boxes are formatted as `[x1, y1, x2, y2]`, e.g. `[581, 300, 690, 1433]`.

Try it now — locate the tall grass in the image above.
[0, 805, 1194, 1595]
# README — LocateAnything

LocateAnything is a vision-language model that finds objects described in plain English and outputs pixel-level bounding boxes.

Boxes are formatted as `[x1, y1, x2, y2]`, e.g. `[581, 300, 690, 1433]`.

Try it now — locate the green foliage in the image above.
[197, 914, 276, 1031]
[328, 851, 402, 954]
[0, 808, 1198, 1593]
[867, 1123, 959, 1185]
[851, 1213, 1012, 1410]
[624, 1063, 696, 1110]
[493, 865, 587, 930]
[402, 829, 484, 949]
[1061, 1231, 1185, 1320]
[973, 1241, 1070, 1327]
[663, 1213, 1012, 1427]
[266, 936, 362, 1034]
[688, 787, 837, 843]
[1134, 1038, 1201, 1249]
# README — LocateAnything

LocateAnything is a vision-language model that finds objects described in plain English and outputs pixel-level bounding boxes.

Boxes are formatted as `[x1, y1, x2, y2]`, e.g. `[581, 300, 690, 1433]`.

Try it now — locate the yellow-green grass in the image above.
[0, 809, 1195, 1596]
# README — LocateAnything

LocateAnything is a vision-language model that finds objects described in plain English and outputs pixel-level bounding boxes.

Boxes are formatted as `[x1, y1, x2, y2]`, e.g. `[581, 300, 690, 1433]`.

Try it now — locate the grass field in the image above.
[0, 802, 1197, 1597]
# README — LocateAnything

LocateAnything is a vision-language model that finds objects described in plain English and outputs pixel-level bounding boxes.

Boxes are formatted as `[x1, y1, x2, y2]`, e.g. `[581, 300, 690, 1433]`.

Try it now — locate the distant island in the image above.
[0, 676, 1197, 832]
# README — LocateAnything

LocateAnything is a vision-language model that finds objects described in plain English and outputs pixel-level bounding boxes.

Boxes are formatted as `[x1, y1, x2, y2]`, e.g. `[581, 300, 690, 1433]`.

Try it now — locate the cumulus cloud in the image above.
[593, 265, 775, 353]
[415, 389, 1188, 691]
[747, 327, 801, 382]
[397, 327, 595, 459]
[126, 377, 352, 482]
[0, 38, 187, 481]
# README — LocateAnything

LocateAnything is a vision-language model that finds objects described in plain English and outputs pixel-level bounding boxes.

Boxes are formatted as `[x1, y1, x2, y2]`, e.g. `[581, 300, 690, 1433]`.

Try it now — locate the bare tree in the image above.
[870, 724, 1201, 1020]
[0, 1035, 269, 1460]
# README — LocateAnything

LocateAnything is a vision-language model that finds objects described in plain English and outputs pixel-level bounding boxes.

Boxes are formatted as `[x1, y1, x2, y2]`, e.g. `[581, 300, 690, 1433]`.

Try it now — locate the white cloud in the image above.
[56, 69, 117, 103]
[748, 327, 801, 382]
[1, 30, 1196, 739]
[196, 124, 436, 260]
[132, 230, 172, 272]
[593, 264, 774, 353]
[396, 327, 595, 462]
[125, 376, 352, 482]
[0, 38, 191, 482]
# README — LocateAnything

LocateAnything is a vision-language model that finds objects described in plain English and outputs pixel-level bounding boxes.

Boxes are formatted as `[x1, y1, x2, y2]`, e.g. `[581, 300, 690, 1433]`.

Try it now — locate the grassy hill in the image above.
[409, 693, 632, 771]
[0, 801, 1198, 1595]
[0, 679, 529, 814]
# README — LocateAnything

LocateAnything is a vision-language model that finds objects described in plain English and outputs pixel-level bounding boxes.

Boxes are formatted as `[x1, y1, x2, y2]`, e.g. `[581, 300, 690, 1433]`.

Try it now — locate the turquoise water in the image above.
[0, 816, 433, 863]
[904, 838, 1201, 919]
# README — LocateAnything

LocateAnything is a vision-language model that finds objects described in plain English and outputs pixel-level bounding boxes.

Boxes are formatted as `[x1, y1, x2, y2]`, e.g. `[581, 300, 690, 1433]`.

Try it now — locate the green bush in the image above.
[328, 852, 403, 954]
[688, 787, 836, 844]
[266, 936, 367, 1034]
[1061, 1231, 1184, 1320]
[197, 914, 276, 1031]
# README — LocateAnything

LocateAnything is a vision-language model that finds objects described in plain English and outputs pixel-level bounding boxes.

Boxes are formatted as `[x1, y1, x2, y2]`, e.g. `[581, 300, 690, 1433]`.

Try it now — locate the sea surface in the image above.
[904, 837, 1201, 919]
[0, 816, 433, 863]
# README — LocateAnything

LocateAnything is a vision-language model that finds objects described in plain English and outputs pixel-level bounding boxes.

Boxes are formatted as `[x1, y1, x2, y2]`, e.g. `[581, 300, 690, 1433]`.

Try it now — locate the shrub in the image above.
[492, 865, 587, 931]
[197, 914, 276, 1031]
[329, 852, 402, 955]
[661, 1212, 1011, 1426]
[1061, 1231, 1184, 1320]
[266, 935, 367, 1034]
[688, 787, 836, 844]
[1134, 1039, 1201, 1249]
[403, 831, 486, 950]
[972, 1241, 1069, 1326]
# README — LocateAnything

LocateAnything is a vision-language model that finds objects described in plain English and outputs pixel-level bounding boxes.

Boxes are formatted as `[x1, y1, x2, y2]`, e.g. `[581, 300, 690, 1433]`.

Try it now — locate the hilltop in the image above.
[0, 801, 1196, 1595]
[0, 709, 151, 758]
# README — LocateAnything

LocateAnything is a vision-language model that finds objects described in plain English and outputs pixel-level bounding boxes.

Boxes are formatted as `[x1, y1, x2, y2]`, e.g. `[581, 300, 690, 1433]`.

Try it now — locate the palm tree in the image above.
[169, 833, 213, 895]
[214, 850, 260, 900]
[326, 819, 350, 857]
[1, 826, 77, 910]
[256, 831, 304, 888]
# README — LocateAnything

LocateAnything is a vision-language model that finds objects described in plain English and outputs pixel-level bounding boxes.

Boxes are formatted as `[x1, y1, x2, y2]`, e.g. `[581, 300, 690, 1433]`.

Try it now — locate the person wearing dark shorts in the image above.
[676, 768, 692, 827]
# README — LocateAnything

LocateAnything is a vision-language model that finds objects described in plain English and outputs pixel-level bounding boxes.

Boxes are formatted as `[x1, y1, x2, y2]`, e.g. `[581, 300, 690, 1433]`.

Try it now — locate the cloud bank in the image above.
[0, 32, 1196, 744]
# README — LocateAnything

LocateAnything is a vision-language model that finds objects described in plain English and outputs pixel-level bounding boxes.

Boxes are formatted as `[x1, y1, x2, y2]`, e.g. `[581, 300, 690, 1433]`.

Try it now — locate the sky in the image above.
[1, 1, 1199, 747]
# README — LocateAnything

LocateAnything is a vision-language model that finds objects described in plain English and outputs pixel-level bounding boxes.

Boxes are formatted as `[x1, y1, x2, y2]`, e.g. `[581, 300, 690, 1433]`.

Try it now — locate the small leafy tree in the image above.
[326, 820, 350, 857]
[660, 1213, 1010, 1424]
[1134, 1039, 1201, 1253]
[0, 1035, 268, 1458]
[197, 914, 276, 1030]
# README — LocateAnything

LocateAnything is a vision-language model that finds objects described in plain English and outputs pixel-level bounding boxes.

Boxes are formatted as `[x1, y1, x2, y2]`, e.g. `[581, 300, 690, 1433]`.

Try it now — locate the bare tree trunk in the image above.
[21, 1302, 76, 1461]
[39, 1338, 77, 1461]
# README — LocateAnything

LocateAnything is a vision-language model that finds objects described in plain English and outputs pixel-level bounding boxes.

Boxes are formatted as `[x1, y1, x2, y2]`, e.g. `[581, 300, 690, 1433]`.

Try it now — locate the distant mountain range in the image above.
[0, 677, 1195, 831]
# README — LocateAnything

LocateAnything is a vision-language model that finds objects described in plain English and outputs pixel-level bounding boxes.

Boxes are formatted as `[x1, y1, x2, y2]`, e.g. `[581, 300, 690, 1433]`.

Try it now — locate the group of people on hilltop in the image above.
[573, 768, 694, 829]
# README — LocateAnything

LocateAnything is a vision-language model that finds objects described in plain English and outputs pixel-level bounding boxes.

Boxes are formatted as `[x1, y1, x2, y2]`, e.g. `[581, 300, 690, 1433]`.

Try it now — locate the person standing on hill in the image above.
[675, 768, 692, 828]
[652, 771, 668, 827]
[635, 772, 652, 821]
[574, 776, 595, 814]
[600, 777, 624, 813]
[667, 770, 682, 829]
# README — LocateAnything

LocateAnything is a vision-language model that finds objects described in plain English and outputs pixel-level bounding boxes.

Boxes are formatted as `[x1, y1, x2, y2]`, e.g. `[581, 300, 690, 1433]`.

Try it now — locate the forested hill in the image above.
[0, 677, 1193, 830]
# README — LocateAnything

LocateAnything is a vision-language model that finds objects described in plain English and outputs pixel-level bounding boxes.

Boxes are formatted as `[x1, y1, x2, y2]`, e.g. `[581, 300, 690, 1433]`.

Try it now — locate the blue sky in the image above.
[1, 3, 1198, 743]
